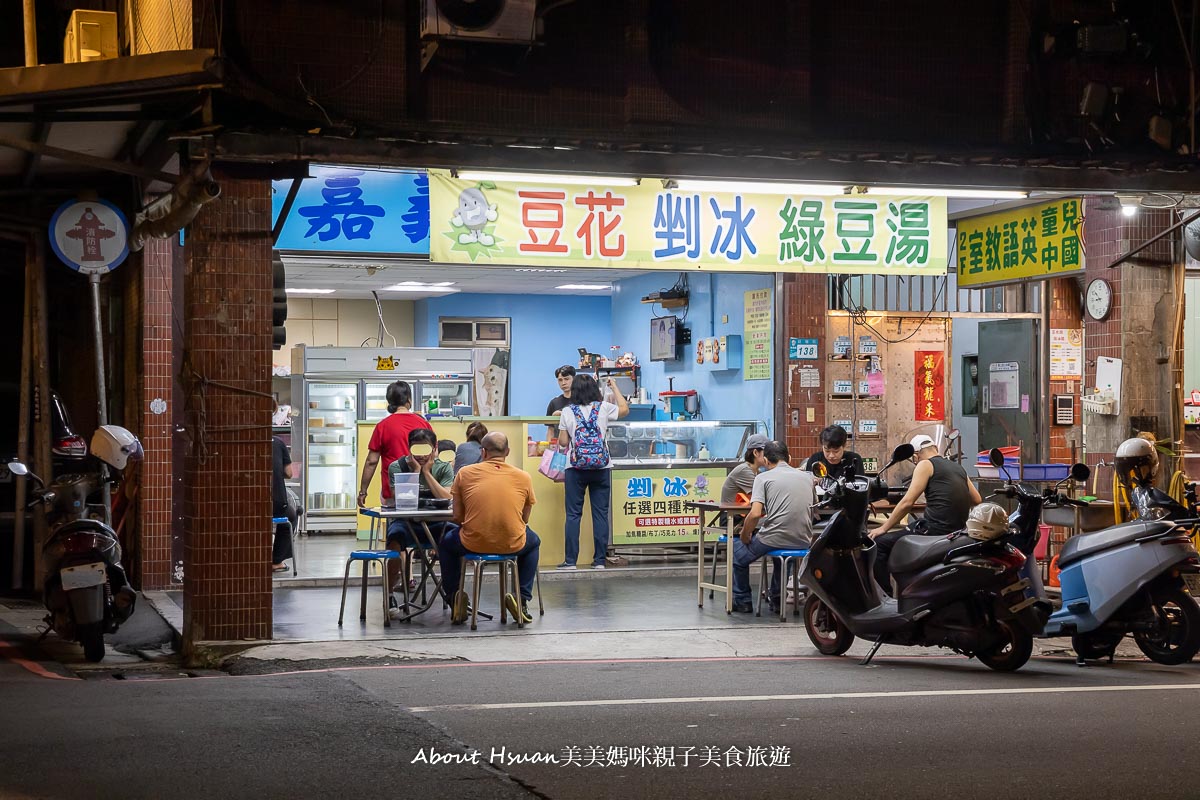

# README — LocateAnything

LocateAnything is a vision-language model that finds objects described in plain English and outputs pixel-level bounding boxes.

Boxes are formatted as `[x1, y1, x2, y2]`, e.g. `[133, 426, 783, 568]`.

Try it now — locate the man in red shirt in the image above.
[356, 381, 433, 507]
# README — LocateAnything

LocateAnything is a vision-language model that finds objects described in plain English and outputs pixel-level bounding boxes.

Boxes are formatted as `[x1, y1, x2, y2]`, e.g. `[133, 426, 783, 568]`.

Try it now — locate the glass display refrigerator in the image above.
[292, 345, 501, 532]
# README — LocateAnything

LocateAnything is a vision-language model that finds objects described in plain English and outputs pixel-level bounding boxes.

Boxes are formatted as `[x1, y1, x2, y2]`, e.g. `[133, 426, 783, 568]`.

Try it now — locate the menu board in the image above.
[744, 289, 772, 381]
[1050, 328, 1083, 380]
[611, 468, 727, 545]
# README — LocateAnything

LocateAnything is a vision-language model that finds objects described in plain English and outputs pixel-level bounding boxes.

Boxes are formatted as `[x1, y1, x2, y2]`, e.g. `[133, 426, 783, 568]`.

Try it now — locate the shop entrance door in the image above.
[978, 319, 1039, 462]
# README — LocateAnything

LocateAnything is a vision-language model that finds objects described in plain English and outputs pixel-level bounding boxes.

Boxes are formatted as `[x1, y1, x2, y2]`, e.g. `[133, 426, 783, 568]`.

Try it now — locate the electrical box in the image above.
[64, 10, 118, 63]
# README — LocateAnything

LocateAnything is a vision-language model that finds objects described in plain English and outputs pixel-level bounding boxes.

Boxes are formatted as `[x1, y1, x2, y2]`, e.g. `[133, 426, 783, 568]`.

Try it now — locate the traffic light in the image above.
[273, 252, 287, 349]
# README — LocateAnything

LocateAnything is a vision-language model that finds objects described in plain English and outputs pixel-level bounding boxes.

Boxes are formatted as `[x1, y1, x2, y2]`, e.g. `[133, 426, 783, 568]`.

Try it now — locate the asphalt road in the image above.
[3, 642, 1200, 799]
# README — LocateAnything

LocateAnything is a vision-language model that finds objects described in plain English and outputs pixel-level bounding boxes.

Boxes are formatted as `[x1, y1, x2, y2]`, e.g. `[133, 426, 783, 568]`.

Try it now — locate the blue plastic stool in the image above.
[272, 516, 296, 577]
[757, 549, 809, 621]
[338, 550, 401, 628]
[460, 553, 544, 631]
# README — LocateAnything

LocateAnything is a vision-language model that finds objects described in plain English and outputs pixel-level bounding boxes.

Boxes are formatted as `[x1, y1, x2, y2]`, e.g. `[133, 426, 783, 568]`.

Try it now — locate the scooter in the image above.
[10, 426, 141, 663]
[985, 449, 1200, 666]
[800, 444, 1045, 672]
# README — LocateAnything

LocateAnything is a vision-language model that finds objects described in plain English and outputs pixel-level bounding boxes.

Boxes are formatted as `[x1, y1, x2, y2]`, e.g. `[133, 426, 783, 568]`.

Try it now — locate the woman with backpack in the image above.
[555, 374, 629, 569]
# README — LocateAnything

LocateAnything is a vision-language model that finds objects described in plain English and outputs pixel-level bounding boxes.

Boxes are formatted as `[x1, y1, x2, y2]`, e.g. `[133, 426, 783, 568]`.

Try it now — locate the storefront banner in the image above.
[612, 468, 727, 545]
[744, 289, 772, 380]
[914, 350, 945, 421]
[956, 198, 1082, 288]
[272, 166, 430, 254]
[429, 170, 948, 275]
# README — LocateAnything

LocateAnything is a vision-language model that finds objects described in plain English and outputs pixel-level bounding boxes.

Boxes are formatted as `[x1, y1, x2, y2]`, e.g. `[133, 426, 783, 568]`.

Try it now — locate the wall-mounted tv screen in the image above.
[650, 316, 678, 361]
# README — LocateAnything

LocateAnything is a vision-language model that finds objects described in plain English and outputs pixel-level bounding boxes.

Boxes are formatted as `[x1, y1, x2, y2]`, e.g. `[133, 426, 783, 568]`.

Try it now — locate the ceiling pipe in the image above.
[129, 166, 221, 252]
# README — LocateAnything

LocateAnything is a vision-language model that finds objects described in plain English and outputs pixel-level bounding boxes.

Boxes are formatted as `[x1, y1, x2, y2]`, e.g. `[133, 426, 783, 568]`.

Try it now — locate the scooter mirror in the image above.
[988, 448, 1005, 468]
[889, 444, 915, 465]
[1070, 462, 1090, 482]
[8, 461, 27, 476]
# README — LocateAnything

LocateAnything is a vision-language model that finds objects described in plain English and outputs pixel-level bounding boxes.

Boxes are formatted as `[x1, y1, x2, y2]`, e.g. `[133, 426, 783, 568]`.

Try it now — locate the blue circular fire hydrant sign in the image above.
[48, 198, 130, 275]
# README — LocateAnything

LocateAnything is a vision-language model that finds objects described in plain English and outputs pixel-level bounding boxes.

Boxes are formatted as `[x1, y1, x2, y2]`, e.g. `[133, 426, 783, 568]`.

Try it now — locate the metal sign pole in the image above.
[90, 273, 112, 525]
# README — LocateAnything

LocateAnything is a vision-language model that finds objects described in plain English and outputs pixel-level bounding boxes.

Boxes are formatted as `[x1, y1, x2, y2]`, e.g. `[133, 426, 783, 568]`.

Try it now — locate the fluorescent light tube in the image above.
[458, 171, 639, 187]
[672, 179, 847, 195]
[285, 288, 335, 294]
[865, 187, 1028, 199]
[382, 285, 460, 293]
[556, 284, 610, 290]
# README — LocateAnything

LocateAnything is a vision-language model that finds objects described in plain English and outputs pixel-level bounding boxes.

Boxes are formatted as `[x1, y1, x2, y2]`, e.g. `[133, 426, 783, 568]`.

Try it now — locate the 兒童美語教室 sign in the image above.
[955, 198, 1083, 288]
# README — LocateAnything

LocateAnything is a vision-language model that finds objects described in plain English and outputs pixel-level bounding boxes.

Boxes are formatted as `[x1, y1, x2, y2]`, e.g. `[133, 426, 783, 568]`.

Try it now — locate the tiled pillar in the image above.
[182, 170, 274, 648]
[139, 238, 177, 589]
[1047, 277, 1083, 466]
[782, 273, 828, 455]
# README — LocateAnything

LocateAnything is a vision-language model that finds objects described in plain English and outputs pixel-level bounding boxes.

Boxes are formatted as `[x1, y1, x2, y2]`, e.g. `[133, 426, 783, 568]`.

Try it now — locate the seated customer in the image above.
[804, 424, 865, 479]
[440, 432, 541, 624]
[720, 433, 770, 505]
[453, 421, 488, 473]
[732, 441, 816, 613]
[385, 428, 455, 611]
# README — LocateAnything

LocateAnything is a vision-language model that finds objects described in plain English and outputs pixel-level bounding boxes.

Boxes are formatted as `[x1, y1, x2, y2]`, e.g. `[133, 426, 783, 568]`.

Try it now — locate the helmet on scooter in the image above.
[965, 502, 1009, 541]
[91, 426, 143, 470]
[1115, 436, 1159, 487]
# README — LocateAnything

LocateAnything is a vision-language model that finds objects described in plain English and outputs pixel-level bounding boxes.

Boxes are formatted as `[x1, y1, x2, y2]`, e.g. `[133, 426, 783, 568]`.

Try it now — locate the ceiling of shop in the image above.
[279, 253, 648, 298]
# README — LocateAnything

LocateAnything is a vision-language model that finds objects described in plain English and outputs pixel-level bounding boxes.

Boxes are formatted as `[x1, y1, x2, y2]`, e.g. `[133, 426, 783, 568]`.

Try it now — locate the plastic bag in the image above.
[539, 446, 568, 483]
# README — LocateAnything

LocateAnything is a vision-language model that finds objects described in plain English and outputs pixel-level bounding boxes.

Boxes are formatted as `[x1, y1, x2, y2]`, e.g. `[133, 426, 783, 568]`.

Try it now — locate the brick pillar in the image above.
[182, 170, 274, 648]
[1047, 277, 1083, 466]
[782, 273, 827, 455]
[138, 238, 178, 589]
[1081, 202, 1178, 497]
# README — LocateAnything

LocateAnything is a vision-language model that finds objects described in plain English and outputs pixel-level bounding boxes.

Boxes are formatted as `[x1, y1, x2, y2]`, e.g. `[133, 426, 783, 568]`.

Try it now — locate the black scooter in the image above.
[799, 444, 1048, 672]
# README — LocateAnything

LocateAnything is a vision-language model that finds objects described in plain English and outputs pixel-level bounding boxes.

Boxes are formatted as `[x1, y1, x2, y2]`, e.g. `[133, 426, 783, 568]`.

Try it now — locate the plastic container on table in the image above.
[1021, 464, 1070, 481]
[393, 473, 420, 511]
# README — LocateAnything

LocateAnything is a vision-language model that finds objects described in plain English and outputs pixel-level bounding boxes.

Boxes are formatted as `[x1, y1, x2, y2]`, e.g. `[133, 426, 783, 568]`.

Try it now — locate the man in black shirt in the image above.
[546, 365, 575, 439]
[805, 424, 865, 480]
[868, 434, 981, 593]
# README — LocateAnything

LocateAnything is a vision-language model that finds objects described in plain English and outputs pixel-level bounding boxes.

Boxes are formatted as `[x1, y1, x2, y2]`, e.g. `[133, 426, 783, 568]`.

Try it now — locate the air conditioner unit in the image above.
[63, 10, 118, 64]
[421, 0, 538, 44]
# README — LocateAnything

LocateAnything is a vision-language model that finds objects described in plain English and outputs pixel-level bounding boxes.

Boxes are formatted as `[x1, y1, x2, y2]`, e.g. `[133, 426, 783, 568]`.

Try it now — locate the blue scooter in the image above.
[985, 449, 1200, 666]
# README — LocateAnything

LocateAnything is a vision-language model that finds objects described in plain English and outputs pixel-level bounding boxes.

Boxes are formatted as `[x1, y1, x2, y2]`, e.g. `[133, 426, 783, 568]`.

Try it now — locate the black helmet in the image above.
[1115, 437, 1159, 487]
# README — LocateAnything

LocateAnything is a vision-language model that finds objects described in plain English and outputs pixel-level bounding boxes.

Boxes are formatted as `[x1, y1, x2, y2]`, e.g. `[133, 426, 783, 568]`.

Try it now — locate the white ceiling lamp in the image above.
[285, 288, 335, 295]
[864, 186, 1028, 199]
[382, 282, 459, 293]
[556, 284, 611, 291]
[457, 171, 639, 187]
[1116, 194, 1140, 217]
[671, 179, 847, 195]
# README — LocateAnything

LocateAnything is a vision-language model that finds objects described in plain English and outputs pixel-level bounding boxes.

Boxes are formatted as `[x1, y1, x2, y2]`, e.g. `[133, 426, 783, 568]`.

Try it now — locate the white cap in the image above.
[910, 434, 936, 452]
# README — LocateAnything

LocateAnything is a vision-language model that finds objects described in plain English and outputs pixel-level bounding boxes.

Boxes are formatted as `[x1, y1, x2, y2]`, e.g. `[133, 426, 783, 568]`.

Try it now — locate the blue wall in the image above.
[610, 272, 775, 432]
[414, 294, 613, 416]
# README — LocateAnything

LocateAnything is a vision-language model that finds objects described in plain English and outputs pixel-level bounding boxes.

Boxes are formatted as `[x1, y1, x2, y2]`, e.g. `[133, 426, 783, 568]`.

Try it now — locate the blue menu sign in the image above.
[272, 166, 430, 254]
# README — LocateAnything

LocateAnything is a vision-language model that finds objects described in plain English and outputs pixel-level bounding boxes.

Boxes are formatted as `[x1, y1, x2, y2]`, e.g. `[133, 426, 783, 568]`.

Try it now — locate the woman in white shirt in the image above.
[556, 374, 629, 569]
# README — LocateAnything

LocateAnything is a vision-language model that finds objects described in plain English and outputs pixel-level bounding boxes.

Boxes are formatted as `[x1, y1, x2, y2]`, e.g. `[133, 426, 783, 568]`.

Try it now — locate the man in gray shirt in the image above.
[720, 433, 770, 505]
[732, 440, 815, 613]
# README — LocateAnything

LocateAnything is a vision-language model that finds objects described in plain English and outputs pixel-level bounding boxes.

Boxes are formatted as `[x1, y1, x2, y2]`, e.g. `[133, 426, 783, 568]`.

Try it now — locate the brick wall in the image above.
[182, 170, 274, 646]
[782, 274, 827, 456]
[139, 238, 177, 589]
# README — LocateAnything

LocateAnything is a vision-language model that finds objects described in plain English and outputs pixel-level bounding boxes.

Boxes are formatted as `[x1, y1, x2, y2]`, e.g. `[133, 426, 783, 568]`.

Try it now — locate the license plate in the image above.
[1184, 574, 1200, 597]
[60, 562, 106, 591]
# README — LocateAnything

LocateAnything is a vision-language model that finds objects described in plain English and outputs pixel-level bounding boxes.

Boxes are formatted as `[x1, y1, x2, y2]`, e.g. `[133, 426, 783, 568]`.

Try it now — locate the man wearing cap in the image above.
[868, 434, 981, 594]
[721, 433, 771, 505]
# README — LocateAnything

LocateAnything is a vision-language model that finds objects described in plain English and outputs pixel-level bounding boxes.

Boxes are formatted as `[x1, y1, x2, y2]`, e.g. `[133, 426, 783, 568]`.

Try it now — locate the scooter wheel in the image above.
[976, 620, 1033, 672]
[804, 594, 854, 656]
[79, 624, 105, 663]
[1134, 586, 1200, 665]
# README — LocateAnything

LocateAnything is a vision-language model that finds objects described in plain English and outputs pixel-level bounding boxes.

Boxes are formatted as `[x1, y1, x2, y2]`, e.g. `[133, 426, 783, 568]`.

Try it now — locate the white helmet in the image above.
[966, 502, 1009, 541]
[92, 426, 143, 470]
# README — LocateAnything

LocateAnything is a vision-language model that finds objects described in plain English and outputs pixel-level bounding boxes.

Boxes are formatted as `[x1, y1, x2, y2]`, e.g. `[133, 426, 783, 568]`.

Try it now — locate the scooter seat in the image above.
[888, 533, 968, 575]
[1057, 520, 1176, 567]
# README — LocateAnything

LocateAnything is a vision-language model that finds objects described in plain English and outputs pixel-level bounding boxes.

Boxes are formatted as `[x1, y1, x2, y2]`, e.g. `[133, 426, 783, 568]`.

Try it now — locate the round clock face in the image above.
[1086, 278, 1113, 321]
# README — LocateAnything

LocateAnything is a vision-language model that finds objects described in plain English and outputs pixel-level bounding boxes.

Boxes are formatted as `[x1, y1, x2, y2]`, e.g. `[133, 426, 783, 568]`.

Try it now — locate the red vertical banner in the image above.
[914, 351, 945, 421]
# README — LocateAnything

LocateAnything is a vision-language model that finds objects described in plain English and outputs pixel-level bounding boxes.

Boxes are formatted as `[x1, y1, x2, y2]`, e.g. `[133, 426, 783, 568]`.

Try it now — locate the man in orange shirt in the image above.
[442, 432, 541, 624]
